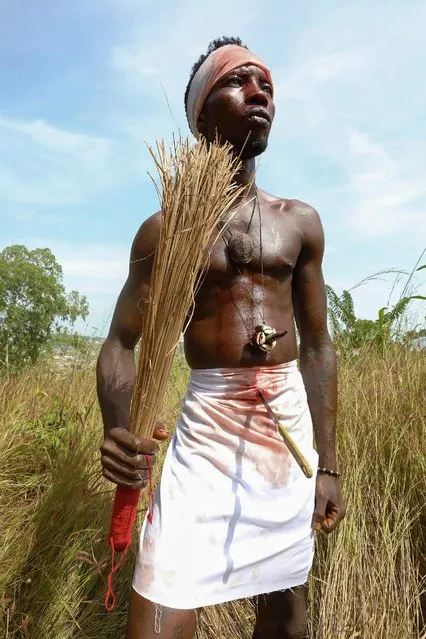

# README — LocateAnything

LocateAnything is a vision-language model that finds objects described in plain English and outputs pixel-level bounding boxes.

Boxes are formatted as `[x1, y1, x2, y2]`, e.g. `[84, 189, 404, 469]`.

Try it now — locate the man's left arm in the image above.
[292, 205, 345, 534]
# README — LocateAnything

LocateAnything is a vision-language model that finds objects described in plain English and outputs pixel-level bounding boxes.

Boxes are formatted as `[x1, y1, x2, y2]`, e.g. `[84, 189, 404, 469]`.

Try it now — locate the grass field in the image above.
[0, 346, 424, 638]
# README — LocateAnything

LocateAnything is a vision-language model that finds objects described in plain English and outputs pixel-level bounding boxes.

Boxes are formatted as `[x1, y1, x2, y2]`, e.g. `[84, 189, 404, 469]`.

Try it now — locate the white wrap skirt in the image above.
[132, 361, 318, 609]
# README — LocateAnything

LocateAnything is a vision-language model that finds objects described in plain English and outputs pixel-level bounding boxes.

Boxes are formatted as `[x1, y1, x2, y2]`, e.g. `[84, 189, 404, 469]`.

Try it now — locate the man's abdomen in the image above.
[184, 308, 298, 369]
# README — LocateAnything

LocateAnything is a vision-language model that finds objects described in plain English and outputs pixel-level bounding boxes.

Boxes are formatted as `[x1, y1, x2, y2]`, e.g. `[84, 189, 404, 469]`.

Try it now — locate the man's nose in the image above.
[245, 80, 269, 106]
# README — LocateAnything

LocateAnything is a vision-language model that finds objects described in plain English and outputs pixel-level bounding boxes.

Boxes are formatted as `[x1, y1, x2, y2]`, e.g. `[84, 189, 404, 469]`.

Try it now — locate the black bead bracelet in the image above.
[317, 467, 340, 478]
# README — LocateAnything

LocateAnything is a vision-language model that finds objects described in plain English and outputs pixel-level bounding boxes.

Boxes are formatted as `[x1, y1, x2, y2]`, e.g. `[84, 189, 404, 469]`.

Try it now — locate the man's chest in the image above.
[205, 206, 302, 283]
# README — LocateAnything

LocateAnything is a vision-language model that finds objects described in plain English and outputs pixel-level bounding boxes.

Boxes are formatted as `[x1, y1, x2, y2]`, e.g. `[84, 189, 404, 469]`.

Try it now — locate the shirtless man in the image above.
[97, 36, 345, 639]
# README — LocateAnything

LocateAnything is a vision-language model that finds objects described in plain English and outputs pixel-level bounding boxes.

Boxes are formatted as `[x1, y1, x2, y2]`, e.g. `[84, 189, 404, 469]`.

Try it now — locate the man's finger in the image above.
[108, 427, 159, 454]
[311, 497, 327, 532]
[100, 440, 156, 469]
[322, 510, 339, 534]
[101, 455, 151, 481]
[323, 505, 345, 534]
[102, 467, 148, 490]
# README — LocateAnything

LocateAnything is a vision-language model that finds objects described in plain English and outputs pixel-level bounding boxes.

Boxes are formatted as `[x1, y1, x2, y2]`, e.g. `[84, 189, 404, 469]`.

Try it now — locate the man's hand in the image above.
[100, 424, 169, 490]
[312, 474, 345, 534]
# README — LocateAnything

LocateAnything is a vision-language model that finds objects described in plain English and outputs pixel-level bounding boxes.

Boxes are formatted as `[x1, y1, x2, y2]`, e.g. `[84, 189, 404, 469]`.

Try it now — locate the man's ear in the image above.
[196, 109, 206, 137]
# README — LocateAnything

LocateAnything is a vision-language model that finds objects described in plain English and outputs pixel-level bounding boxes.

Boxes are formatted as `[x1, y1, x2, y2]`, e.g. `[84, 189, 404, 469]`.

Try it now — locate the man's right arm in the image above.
[96, 212, 168, 489]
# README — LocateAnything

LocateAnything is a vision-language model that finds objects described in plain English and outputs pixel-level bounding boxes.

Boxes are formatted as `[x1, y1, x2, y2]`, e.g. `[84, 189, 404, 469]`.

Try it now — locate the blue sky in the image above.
[1, 0, 425, 335]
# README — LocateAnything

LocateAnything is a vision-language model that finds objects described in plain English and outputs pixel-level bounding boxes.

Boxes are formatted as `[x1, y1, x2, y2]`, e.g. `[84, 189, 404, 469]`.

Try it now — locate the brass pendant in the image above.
[251, 325, 288, 352]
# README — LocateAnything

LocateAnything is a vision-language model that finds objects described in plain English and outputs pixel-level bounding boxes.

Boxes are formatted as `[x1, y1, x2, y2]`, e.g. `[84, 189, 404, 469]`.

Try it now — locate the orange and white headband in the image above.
[186, 44, 274, 138]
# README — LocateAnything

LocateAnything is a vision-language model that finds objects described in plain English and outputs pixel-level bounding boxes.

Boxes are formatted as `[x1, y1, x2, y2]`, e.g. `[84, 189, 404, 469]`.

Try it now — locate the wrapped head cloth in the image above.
[186, 44, 274, 139]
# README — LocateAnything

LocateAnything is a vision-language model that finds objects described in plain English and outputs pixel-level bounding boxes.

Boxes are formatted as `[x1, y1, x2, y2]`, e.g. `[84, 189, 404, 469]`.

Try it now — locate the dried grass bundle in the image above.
[129, 137, 245, 439]
[104, 138, 247, 608]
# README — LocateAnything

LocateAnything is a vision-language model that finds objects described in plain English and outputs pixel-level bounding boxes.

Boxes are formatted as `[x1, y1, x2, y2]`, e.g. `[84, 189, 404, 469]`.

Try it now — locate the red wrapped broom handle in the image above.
[105, 455, 154, 611]
[109, 485, 141, 552]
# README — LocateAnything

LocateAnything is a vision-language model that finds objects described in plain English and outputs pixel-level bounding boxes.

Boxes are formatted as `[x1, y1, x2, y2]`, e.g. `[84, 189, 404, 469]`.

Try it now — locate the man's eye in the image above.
[227, 76, 242, 86]
[263, 84, 273, 96]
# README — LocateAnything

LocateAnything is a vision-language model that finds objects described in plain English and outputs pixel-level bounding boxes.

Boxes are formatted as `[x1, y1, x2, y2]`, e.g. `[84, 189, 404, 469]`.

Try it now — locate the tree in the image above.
[0, 245, 89, 372]
[326, 284, 425, 353]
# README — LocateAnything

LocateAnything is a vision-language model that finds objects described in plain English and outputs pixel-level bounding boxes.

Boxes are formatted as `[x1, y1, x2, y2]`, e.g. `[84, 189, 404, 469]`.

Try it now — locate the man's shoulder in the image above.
[136, 210, 162, 236]
[261, 191, 324, 252]
[261, 190, 319, 220]
[131, 210, 162, 261]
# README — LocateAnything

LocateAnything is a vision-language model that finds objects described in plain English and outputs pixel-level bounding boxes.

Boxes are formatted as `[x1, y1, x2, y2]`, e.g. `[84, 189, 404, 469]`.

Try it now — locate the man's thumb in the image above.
[153, 422, 169, 441]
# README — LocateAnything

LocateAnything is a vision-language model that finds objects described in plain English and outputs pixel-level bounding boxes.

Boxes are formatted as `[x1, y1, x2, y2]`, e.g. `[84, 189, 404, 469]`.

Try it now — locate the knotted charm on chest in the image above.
[225, 230, 254, 264]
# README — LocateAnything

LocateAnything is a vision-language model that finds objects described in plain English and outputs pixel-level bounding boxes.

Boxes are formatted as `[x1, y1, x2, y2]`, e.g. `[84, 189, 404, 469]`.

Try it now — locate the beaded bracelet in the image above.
[317, 467, 340, 478]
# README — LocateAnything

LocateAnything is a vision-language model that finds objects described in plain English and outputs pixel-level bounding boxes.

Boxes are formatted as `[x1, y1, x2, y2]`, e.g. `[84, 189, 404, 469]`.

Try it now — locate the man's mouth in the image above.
[246, 109, 271, 126]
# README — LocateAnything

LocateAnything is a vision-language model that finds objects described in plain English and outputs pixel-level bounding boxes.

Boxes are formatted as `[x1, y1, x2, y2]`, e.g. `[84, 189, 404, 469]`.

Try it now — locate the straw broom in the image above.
[129, 137, 246, 440]
[105, 137, 247, 611]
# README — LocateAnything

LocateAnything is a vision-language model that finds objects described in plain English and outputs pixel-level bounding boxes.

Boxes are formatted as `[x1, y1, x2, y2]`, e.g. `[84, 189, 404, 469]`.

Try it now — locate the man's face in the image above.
[197, 64, 275, 159]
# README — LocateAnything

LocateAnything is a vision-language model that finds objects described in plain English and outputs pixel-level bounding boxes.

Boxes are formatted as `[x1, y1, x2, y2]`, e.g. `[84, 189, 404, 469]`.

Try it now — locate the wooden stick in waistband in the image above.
[258, 390, 313, 479]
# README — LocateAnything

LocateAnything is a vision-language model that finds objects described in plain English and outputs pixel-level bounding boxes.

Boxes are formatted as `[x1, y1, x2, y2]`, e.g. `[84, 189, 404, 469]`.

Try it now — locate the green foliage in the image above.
[18, 397, 79, 452]
[326, 284, 425, 352]
[0, 245, 89, 372]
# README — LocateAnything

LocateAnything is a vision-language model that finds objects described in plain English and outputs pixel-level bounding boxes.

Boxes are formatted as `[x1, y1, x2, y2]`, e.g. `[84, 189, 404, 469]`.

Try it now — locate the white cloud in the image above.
[43, 241, 129, 293]
[0, 115, 119, 207]
[268, 4, 426, 241]
[55, 243, 129, 334]
[0, 113, 154, 210]
[10, 237, 129, 288]
[343, 129, 426, 238]
[110, 46, 160, 78]
[279, 50, 372, 103]
[0, 116, 110, 158]
[62, 255, 126, 279]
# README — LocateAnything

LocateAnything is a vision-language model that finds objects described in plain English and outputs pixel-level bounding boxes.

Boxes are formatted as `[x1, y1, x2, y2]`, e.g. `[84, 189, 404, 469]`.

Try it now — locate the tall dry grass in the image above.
[0, 346, 424, 638]
[309, 347, 425, 638]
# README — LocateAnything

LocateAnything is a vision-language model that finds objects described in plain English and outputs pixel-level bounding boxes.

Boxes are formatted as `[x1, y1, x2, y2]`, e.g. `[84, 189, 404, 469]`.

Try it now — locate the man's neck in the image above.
[233, 157, 257, 200]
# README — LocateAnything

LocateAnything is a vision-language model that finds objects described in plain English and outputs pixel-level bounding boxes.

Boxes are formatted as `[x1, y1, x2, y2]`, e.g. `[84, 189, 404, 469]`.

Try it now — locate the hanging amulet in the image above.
[251, 325, 288, 352]
[226, 230, 254, 264]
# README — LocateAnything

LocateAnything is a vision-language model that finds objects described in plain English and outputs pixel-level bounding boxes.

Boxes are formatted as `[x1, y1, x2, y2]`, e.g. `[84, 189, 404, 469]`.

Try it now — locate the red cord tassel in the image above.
[105, 455, 154, 611]
[146, 454, 154, 524]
